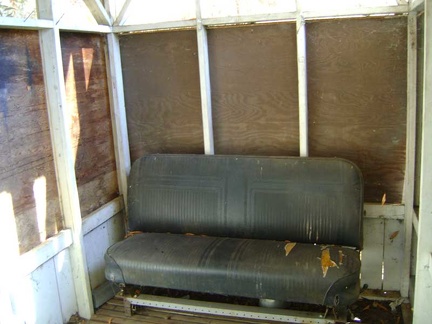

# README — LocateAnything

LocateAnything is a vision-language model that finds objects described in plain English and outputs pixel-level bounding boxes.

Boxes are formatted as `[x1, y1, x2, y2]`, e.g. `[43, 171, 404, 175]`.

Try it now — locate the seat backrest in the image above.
[128, 154, 363, 249]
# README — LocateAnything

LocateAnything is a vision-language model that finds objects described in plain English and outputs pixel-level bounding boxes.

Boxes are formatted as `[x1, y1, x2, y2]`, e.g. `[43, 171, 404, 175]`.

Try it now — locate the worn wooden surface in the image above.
[208, 23, 299, 156]
[60, 33, 118, 217]
[415, 12, 424, 207]
[120, 30, 204, 163]
[307, 17, 408, 204]
[0, 29, 62, 254]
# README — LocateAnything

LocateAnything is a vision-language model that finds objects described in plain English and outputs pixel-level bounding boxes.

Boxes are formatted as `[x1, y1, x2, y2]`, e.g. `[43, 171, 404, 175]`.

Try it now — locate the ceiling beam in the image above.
[82, 0, 112, 26]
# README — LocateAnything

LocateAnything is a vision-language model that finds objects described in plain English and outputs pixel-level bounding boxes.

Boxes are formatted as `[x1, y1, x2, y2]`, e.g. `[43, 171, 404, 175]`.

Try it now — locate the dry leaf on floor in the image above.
[381, 193, 387, 205]
[124, 231, 143, 239]
[284, 242, 296, 256]
[321, 248, 338, 278]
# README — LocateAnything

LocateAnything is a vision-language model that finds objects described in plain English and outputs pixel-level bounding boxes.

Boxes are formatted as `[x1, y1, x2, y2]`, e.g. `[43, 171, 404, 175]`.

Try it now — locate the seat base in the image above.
[105, 233, 360, 307]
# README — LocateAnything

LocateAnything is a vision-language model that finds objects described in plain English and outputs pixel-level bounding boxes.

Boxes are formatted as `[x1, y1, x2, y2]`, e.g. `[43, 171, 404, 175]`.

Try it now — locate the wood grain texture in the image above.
[0, 30, 62, 254]
[120, 30, 204, 162]
[208, 23, 299, 156]
[307, 17, 408, 203]
[60, 33, 118, 217]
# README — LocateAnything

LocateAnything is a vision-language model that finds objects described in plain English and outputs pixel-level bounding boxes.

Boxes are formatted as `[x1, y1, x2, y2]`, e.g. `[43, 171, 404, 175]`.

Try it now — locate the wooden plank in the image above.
[410, 0, 425, 12]
[400, 11, 417, 297]
[37, 0, 93, 318]
[208, 23, 299, 156]
[0, 17, 53, 29]
[84, 212, 125, 289]
[54, 248, 78, 322]
[307, 17, 408, 204]
[105, 33, 131, 203]
[82, 196, 124, 235]
[383, 219, 405, 291]
[296, 14, 308, 157]
[83, 0, 112, 26]
[120, 30, 204, 162]
[413, 0, 432, 321]
[18, 229, 72, 276]
[113, 20, 197, 33]
[0, 29, 63, 253]
[361, 218, 385, 290]
[364, 203, 405, 220]
[113, 0, 133, 26]
[60, 32, 119, 217]
[196, 1, 214, 155]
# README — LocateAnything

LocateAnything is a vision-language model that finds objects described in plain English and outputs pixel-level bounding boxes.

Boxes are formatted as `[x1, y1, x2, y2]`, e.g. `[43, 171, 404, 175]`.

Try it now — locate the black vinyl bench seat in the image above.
[105, 154, 363, 311]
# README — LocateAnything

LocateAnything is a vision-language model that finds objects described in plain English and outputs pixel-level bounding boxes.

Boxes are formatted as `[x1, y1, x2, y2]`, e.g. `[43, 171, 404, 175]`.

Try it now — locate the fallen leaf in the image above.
[389, 230, 400, 240]
[284, 242, 297, 256]
[381, 193, 386, 205]
[108, 318, 113, 324]
[321, 248, 339, 278]
[185, 233, 195, 236]
[124, 231, 143, 239]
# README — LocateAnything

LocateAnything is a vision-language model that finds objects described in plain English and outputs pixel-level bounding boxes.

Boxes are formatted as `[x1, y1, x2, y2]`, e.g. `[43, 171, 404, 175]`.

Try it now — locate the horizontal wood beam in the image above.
[18, 230, 72, 277]
[82, 197, 124, 235]
[56, 23, 111, 33]
[0, 17, 53, 29]
[364, 203, 405, 220]
[112, 19, 196, 33]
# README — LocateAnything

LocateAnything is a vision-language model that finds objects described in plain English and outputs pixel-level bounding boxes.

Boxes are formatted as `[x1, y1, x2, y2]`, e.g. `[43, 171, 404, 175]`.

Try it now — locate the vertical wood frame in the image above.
[105, 33, 131, 206]
[296, 14, 309, 157]
[37, 0, 93, 318]
[401, 12, 418, 297]
[196, 0, 214, 155]
[413, 0, 432, 321]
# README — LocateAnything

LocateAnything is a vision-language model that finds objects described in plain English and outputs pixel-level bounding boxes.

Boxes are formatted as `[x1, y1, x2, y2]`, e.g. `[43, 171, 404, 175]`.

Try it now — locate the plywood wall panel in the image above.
[208, 23, 299, 156]
[0, 30, 62, 254]
[307, 17, 407, 203]
[61, 33, 118, 217]
[120, 31, 204, 162]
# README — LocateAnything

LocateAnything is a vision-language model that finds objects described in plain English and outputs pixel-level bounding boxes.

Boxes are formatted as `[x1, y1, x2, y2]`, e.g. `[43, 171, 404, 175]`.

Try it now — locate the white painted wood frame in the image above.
[196, 0, 214, 155]
[113, 0, 133, 26]
[401, 12, 418, 298]
[105, 33, 132, 204]
[413, 0, 432, 322]
[296, 12, 308, 157]
[83, 0, 112, 26]
[82, 197, 124, 235]
[37, 0, 93, 318]
[410, 0, 425, 12]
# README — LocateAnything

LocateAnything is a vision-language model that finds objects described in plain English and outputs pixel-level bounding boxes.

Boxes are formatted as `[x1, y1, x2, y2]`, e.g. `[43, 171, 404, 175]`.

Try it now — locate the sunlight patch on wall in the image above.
[64, 53, 81, 163]
[82, 48, 94, 91]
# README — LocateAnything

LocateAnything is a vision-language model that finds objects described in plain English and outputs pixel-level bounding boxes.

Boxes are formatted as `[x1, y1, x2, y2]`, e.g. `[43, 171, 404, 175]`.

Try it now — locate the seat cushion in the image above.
[105, 233, 360, 307]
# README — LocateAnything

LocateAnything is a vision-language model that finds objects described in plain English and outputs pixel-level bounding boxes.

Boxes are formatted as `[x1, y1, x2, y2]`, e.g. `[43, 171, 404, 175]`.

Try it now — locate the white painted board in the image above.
[361, 218, 385, 289]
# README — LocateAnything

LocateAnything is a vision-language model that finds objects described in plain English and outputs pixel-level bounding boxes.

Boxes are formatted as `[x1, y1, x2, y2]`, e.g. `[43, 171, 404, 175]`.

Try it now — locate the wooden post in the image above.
[196, 0, 215, 155]
[413, 0, 432, 321]
[296, 1, 308, 157]
[36, 0, 93, 319]
[401, 12, 417, 298]
[105, 33, 131, 207]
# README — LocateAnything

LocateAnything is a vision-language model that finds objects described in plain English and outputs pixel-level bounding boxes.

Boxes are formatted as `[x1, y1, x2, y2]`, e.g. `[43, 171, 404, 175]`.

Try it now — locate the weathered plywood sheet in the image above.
[0, 30, 62, 254]
[60, 33, 118, 217]
[208, 23, 299, 156]
[307, 17, 408, 204]
[120, 30, 204, 162]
